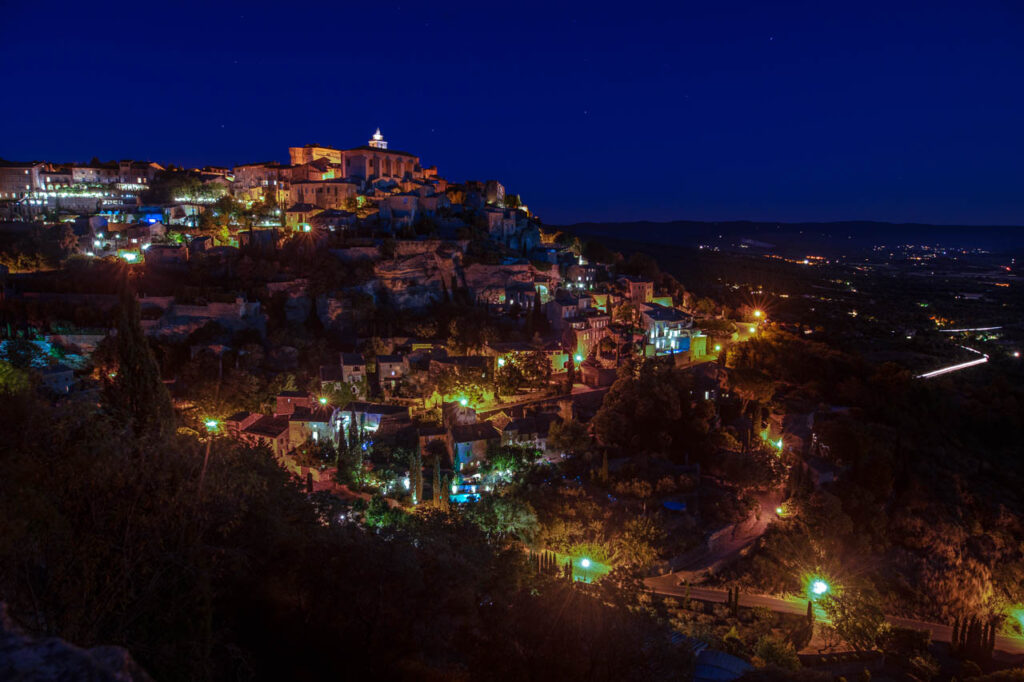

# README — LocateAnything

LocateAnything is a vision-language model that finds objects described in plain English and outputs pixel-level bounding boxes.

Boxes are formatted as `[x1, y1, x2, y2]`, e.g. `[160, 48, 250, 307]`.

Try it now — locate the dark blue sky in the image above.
[3, 1, 1023, 225]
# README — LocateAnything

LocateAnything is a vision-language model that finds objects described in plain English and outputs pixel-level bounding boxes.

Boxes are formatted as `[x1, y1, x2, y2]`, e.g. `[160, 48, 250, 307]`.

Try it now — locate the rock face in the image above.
[461, 262, 535, 296]
[372, 250, 457, 311]
[0, 603, 153, 681]
[268, 279, 313, 324]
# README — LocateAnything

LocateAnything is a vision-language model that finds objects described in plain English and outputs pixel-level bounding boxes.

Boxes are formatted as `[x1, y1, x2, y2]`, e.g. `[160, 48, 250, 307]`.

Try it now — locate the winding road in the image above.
[917, 345, 989, 379]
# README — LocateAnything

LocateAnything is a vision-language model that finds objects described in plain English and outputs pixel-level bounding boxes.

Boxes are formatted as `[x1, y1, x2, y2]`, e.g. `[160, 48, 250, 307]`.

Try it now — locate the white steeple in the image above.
[369, 128, 387, 149]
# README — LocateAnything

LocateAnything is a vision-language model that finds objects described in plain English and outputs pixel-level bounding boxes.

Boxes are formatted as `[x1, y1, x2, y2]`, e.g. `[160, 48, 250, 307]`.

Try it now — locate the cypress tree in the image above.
[432, 455, 442, 508]
[411, 448, 423, 505]
[439, 473, 450, 511]
[105, 286, 174, 443]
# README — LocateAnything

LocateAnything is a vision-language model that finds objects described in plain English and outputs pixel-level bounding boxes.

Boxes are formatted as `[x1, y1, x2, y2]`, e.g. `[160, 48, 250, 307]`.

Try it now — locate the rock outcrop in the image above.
[0, 603, 153, 681]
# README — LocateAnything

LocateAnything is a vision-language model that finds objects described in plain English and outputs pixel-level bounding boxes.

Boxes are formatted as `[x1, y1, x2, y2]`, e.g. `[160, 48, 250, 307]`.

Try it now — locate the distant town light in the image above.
[497, 357, 505, 367]
[748, 326, 756, 334]
[1014, 351, 1021, 358]
[714, 344, 722, 352]
[121, 252, 137, 262]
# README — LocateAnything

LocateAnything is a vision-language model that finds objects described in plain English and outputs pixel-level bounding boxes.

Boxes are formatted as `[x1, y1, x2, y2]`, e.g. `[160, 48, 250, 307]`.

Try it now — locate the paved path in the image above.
[666, 488, 783, 579]
[643, 578, 1024, 655]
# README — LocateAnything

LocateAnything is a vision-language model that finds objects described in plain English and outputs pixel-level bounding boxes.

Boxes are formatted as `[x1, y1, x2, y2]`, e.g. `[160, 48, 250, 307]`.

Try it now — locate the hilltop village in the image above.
[6, 130, 1024, 682]
[0, 129, 721, 500]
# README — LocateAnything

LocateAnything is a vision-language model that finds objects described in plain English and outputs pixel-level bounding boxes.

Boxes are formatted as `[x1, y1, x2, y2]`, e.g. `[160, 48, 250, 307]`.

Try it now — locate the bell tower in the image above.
[368, 128, 387, 149]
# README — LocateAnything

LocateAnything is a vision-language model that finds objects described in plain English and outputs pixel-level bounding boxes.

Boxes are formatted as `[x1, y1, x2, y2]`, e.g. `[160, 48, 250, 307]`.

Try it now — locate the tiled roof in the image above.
[642, 304, 691, 322]
[346, 401, 410, 416]
[320, 365, 344, 381]
[244, 415, 289, 438]
[289, 405, 333, 423]
[346, 145, 418, 158]
[451, 422, 500, 443]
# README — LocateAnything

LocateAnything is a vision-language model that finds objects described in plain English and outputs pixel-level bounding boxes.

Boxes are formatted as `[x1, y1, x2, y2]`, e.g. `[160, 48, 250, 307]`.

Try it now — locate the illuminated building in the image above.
[640, 303, 696, 355]
[288, 144, 344, 166]
[287, 130, 423, 183]
[617, 275, 654, 304]
[0, 159, 44, 199]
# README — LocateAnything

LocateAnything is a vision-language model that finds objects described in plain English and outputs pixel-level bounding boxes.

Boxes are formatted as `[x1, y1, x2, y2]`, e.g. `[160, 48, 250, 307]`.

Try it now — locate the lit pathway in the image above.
[917, 346, 989, 379]
[642, 579, 1024, 655]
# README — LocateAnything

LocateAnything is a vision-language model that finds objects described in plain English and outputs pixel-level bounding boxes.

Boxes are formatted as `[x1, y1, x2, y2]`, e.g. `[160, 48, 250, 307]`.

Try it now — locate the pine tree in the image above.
[105, 286, 174, 443]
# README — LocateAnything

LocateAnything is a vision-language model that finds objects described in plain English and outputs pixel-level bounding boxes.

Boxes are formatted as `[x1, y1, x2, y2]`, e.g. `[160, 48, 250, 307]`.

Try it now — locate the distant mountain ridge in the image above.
[558, 220, 1024, 254]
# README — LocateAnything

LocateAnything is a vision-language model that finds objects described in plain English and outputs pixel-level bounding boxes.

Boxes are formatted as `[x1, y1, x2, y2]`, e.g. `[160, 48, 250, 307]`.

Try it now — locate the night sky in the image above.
[3, 1, 1023, 226]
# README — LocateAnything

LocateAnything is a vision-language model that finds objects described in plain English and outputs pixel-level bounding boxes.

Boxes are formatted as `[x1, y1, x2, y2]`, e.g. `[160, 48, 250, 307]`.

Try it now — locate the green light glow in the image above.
[459, 398, 468, 407]
[803, 574, 833, 600]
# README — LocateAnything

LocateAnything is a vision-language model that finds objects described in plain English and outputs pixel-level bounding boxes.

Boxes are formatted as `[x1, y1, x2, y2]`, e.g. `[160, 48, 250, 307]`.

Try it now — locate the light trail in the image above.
[938, 326, 1002, 333]
[917, 346, 989, 379]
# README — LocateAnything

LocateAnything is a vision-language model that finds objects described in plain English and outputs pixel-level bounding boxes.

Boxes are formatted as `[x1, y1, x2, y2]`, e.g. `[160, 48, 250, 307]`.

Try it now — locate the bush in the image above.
[753, 635, 801, 671]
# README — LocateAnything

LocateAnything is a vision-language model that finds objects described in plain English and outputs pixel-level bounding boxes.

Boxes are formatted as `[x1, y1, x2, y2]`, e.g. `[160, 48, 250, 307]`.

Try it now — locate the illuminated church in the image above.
[288, 129, 422, 182]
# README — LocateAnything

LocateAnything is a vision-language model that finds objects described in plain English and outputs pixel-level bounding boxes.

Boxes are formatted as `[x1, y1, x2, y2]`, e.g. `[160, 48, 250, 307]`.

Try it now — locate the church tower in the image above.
[368, 128, 387, 149]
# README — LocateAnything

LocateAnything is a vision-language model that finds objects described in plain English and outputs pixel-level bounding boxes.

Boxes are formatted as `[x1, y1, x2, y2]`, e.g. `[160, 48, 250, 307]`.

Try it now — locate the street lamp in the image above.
[497, 357, 506, 367]
[580, 557, 591, 582]
[459, 398, 468, 407]
[754, 310, 763, 318]
[204, 419, 219, 432]
[714, 344, 722, 352]
[574, 354, 583, 363]
[748, 326, 756, 334]
[319, 396, 328, 405]
[811, 579, 829, 597]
